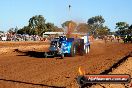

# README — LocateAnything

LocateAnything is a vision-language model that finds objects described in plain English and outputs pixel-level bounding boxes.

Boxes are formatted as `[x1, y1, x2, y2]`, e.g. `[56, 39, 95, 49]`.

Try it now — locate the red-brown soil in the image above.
[0, 40, 131, 88]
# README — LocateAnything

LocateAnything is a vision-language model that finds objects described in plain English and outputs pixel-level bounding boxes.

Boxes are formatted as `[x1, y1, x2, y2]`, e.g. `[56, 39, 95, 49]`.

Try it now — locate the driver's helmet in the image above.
[59, 36, 66, 41]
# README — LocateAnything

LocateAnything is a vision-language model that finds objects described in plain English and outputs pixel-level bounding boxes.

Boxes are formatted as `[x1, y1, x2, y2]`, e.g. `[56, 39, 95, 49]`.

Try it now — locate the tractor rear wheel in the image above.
[86, 46, 90, 54]
[70, 42, 76, 57]
[83, 45, 90, 55]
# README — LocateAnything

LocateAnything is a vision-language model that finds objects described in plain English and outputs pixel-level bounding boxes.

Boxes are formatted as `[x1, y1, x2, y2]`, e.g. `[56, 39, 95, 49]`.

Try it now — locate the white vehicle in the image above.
[1, 36, 7, 41]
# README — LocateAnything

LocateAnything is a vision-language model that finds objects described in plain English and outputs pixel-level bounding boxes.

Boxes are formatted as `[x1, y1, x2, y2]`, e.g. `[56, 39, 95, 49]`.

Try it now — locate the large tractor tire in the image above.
[80, 45, 85, 56]
[80, 45, 90, 56]
[70, 42, 76, 57]
[85, 45, 90, 54]
[79, 39, 85, 56]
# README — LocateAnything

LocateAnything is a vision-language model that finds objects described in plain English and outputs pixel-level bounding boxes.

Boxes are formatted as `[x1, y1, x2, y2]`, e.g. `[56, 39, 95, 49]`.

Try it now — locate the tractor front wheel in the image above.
[60, 53, 64, 59]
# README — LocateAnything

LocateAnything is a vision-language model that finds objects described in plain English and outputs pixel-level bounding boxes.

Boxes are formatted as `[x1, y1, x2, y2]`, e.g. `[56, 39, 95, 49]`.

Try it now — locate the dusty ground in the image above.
[0, 41, 50, 55]
[0, 40, 132, 88]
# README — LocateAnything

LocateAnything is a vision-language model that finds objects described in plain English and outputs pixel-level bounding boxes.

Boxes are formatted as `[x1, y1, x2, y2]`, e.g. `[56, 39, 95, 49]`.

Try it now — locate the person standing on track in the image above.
[116, 36, 120, 43]
[104, 36, 107, 43]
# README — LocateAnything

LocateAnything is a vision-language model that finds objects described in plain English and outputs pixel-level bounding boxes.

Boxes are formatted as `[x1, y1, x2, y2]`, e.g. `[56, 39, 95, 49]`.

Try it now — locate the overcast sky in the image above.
[0, 0, 132, 32]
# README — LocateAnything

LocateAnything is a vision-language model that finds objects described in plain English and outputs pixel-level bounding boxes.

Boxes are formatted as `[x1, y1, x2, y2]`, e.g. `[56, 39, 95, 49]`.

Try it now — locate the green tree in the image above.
[128, 24, 132, 34]
[8, 28, 15, 34]
[76, 23, 91, 33]
[17, 26, 30, 34]
[87, 15, 107, 37]
[129, 24, 132, 29]
[46, 23, 55, 32]
[116, 22, 129, 30]
[53, 26, 64, 32]
[15, 26, 18, 34]
[96, 26, 110, 36]
[0, 31, 4, 33]
[28, 15, 47, 36]
[115, 22, 129, 35]
[17, 15, 60, 35]
[87, 15, 105, 34]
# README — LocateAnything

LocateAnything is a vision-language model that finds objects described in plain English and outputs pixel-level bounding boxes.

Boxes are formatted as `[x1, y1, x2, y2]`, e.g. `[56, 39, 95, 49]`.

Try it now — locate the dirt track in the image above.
[0, 40, 132, 88]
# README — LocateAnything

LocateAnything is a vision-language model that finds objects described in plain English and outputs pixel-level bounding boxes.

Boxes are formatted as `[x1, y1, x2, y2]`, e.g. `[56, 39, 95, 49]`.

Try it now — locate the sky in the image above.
[0, 0, 132, 32]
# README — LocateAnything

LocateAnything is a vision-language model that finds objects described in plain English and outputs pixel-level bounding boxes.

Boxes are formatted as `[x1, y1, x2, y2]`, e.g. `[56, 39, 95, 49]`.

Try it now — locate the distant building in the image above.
[43, 32, 65, 38]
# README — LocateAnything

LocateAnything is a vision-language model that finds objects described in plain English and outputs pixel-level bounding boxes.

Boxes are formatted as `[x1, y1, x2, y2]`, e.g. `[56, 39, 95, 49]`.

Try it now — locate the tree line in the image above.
[17, 15, 61, 36]
[62, 15, 110, 37]
[115, 22, 132, 36]
[1, 15, 131, 37]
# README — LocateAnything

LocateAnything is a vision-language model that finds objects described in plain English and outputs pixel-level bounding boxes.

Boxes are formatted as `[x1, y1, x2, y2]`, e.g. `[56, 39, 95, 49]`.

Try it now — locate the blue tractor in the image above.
[45, 34, 90, 59]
